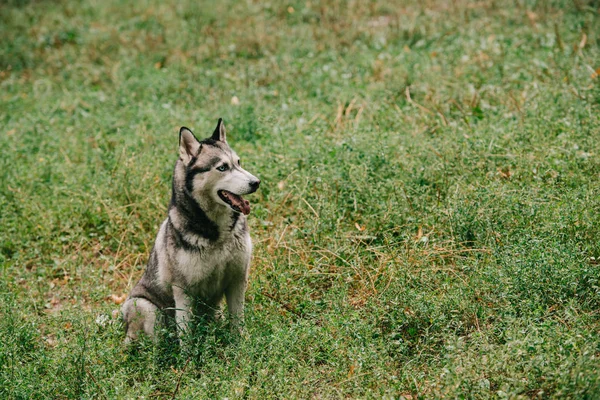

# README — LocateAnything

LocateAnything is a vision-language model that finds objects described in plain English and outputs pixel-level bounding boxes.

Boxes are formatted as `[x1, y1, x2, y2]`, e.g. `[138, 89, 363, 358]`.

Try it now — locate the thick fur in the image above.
[122, 119, 260, 343]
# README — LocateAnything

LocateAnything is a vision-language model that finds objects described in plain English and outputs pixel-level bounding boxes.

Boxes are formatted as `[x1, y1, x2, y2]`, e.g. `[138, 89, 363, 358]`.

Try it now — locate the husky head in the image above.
[176, 119, 260, 216]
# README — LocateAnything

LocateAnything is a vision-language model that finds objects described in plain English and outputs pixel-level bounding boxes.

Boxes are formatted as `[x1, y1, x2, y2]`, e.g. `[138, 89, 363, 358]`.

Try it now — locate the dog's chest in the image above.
[174, 233, 250, 291]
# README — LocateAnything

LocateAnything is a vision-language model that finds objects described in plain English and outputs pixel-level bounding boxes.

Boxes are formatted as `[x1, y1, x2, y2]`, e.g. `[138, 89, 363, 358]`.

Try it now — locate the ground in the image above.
[1, 0, 599, 398]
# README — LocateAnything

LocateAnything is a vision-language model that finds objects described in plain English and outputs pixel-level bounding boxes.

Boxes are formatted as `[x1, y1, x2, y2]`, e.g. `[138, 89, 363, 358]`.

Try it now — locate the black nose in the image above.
[249, 180, 260, 190]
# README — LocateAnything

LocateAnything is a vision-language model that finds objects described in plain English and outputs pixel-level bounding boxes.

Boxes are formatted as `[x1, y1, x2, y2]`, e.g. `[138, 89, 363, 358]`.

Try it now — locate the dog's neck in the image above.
[169, 180, 243, 243]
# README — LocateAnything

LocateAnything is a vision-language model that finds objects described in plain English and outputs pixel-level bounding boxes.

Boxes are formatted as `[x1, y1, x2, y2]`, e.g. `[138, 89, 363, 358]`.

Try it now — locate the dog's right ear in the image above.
[179, 127, 201, 163]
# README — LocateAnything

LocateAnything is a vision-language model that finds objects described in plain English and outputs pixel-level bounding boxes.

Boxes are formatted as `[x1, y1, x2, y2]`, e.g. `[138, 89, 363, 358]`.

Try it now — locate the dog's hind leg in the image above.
[121, 297, 158, 344]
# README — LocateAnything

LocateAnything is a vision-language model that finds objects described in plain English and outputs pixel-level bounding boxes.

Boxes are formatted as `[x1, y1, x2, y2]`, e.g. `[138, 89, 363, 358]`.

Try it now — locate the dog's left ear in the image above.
[211, 118, 227, 142]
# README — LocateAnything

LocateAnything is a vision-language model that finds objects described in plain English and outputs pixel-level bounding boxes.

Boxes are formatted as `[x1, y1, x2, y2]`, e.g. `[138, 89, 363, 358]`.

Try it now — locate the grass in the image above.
[1, 0, 599, 397]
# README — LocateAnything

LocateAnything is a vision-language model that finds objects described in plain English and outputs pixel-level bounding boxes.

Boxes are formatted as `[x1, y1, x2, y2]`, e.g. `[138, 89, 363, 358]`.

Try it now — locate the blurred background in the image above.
[1, 0, 599, 398]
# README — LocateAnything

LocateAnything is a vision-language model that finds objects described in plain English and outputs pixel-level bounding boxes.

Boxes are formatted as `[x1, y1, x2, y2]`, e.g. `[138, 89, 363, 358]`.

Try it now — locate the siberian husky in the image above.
[122, 119, 260, 343]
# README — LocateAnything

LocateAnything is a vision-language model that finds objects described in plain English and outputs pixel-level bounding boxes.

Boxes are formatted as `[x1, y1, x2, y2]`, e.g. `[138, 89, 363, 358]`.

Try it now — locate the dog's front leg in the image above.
[173, 285, 192, 341]
[225, 277, 247, 334]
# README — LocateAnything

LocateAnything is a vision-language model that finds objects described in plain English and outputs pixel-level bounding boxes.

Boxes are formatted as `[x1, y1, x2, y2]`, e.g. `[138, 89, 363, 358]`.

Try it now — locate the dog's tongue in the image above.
[238, 197, 250, 215]
[229, 193, 251, 215]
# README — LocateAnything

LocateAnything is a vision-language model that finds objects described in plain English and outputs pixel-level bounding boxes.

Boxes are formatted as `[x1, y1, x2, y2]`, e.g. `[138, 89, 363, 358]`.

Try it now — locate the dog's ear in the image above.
[179, 127, 201, 163]
[211, 118, 227, 142]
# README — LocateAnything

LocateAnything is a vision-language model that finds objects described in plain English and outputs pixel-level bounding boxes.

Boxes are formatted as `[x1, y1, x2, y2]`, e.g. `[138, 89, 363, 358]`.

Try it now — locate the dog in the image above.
[122, 118, 260, 344]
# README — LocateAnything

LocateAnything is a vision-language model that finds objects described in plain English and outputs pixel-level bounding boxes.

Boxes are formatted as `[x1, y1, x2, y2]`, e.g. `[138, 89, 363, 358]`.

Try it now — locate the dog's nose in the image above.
[249, 180, 260, 190]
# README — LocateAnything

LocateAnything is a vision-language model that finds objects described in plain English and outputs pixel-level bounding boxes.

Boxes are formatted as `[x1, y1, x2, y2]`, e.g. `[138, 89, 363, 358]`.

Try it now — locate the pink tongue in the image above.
[240, 199, 250, 215]
[227, 192, 251, 215]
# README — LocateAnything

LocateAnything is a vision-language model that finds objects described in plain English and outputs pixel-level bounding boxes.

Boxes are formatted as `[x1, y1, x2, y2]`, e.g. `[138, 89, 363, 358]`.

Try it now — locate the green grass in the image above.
[1, 0, 599, 397]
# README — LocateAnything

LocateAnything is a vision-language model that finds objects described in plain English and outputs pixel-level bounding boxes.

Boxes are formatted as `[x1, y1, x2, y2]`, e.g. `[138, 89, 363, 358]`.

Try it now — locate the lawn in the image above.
[1, 0, 599, 398]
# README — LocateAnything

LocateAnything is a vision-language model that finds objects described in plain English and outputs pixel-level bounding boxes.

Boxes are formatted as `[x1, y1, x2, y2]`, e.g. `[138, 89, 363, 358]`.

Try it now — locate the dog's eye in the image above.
[238, 159, 241, 166]
[216, 164, 229, 172]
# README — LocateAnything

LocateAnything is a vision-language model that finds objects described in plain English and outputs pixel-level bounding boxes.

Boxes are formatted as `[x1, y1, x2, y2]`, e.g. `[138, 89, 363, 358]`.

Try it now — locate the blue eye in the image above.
[217, 164, 229, 172]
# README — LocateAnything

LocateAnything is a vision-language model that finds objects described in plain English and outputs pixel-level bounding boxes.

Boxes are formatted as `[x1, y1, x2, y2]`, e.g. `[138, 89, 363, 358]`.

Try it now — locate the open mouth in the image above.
[218, 190, 251, 215]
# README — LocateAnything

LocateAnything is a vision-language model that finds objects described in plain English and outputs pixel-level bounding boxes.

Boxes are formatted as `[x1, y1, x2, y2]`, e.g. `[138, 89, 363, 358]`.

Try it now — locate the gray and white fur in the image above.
[122, 119, 260, 343]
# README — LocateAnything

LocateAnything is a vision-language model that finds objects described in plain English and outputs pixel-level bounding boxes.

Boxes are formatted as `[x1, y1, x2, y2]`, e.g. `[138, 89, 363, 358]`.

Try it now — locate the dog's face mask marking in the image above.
[178, 120, 260, 215]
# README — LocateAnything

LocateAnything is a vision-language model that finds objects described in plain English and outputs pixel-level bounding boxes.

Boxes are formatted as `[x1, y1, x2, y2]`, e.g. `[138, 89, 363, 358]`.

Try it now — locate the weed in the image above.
[1, 0, 599, 397]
